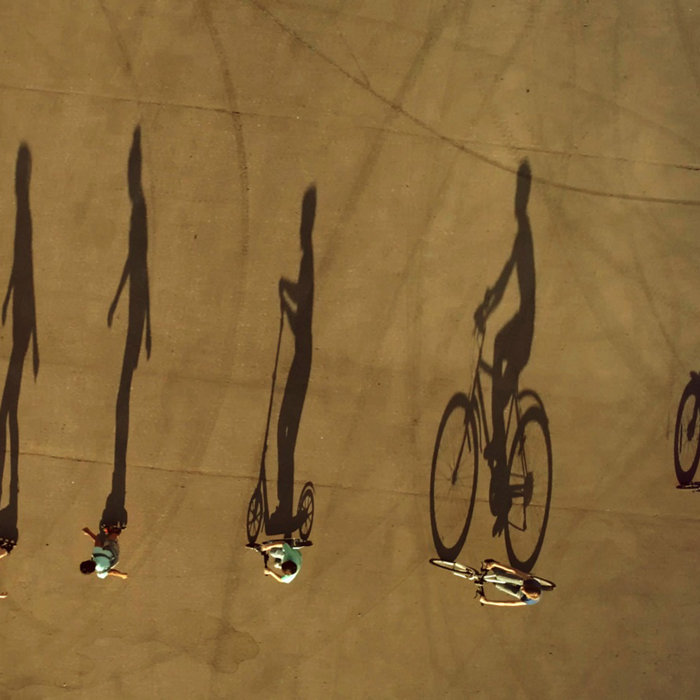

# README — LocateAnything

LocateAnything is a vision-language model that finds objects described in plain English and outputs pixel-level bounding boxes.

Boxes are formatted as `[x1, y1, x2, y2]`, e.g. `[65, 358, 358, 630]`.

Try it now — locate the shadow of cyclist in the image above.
[101, 126, 151, 528]
[0, 144, 39, 554]
[267, 186, 315, 535]
[474, 160, 536, 536]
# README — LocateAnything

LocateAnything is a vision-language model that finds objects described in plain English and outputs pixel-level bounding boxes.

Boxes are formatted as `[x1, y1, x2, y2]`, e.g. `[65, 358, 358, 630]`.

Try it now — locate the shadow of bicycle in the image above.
[429, 161, 553, 572]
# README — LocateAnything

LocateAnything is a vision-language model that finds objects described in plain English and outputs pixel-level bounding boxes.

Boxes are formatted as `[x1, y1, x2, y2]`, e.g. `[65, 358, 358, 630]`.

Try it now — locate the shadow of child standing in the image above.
[0, 143, 40, 593]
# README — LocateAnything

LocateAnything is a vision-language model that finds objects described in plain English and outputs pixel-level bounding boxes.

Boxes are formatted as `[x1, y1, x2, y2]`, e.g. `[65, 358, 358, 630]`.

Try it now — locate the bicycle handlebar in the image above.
[474, 288, 493, 332]
[472, 323, 488, 370]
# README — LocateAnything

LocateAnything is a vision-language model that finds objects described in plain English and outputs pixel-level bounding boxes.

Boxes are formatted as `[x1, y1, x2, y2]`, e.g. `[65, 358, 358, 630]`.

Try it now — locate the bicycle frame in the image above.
[450, 569, 501, 585]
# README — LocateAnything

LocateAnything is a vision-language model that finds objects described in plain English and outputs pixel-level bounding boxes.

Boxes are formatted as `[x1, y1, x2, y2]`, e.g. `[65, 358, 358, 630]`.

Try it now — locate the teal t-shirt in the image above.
[279, 543, 302, 583]
[92, 542, 118, 579]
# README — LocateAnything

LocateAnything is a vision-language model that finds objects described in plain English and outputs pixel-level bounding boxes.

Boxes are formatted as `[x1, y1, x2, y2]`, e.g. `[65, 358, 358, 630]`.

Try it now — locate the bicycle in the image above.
[674, 371, 700, 486]
[428, 558, 555, 597]
[429, 323, 553, 571]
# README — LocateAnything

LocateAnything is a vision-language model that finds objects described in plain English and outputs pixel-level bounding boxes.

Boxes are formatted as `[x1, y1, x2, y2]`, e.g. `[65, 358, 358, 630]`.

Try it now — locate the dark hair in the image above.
[80, 560, 97, 575]
[522, 578, 541, 598]
[281, 560, 298, 576]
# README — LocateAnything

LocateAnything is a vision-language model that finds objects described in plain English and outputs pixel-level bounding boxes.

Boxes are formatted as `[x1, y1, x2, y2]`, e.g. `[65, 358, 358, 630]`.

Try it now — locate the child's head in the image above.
[281, 561, 297, 577]
[522, 578, 542, 599]
[80, 560, 96, 575]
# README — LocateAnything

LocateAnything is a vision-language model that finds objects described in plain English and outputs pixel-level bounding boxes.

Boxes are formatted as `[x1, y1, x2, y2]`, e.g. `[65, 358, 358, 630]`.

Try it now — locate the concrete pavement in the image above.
[0, 1, 698, 698]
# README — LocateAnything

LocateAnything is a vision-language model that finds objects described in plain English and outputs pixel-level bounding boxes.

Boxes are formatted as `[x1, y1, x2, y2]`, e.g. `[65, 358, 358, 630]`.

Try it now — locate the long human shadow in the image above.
[101, 126, 151, 528]
[268, 186, 316, 535]
[483, 160, 552, 571]
[0, 144, 39, 552]
[430, 160, 552, 571]
[485, 159, 537, 523]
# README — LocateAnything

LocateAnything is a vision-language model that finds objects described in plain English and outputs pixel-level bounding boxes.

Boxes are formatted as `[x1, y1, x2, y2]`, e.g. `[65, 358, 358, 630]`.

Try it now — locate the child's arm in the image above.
[82, 527, 99, 545]
[260, 541, 285, 552]
[479, 595, 526, 607]
[264, 569, 285, 583]
[108, 569, 128, 579]
[482, 560, 530, 580]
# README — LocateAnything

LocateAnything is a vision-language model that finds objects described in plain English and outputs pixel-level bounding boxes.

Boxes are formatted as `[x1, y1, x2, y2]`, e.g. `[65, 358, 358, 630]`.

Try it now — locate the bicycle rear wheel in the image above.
[429, 558, 479, 579]
[674, 378, 700, 485]
[505, 406, 553, 572]
[429, 393, 479, 561]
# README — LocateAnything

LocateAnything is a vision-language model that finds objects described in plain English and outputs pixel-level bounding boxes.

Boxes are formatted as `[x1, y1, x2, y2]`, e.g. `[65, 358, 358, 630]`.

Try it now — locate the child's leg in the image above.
[487, 566, 523, 598]
[493, 581, 522, 598]
[268, 545, 285, 564]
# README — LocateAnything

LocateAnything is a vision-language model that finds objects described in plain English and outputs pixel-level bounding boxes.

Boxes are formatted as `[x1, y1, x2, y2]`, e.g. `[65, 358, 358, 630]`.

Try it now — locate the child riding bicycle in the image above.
[478, 559, 542, 607]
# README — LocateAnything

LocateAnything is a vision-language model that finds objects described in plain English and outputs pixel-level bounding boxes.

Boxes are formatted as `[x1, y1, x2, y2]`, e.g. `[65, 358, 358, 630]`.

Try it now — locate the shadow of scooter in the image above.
[246, 308, 314, 543]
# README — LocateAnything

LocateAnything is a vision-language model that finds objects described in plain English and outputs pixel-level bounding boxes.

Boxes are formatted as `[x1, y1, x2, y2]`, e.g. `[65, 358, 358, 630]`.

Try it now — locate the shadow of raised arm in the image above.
[107, 258, 130, 327]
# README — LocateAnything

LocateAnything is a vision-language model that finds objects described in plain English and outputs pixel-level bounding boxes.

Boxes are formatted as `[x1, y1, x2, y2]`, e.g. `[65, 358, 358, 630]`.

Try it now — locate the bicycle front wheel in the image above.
[246, 485, 263, 543]
[429, 393, 479, 561]
[674, 379, 700, 485]
[297, 482, 315, 541]
[505, 406, 553, 572]
[429, 558, 479, 579]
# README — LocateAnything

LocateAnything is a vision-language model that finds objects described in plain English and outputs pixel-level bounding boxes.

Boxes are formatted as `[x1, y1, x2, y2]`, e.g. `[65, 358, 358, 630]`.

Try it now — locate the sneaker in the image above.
[267, 506, 290, 531]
